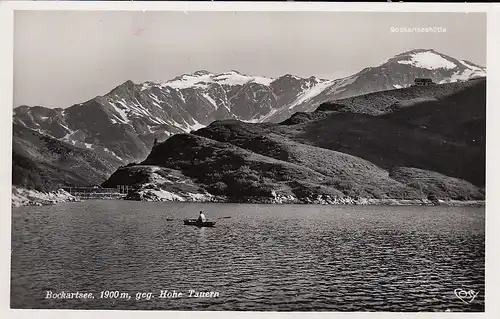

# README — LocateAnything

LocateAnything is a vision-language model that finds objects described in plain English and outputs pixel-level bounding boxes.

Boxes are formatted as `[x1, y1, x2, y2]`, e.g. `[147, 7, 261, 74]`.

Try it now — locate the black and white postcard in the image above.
[2, 1, 499, 318]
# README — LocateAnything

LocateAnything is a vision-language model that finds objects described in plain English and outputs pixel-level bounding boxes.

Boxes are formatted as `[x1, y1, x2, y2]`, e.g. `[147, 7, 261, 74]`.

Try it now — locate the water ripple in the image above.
[11, 201, 484, 311]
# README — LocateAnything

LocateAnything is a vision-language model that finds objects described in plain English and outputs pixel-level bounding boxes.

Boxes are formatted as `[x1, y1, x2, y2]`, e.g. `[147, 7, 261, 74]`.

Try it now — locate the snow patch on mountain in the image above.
[281, 74, 303, 81]
[59, 123, 73, 134]
[61, 125, 77, 142]
[252, 76, 274, 86]
[184, 119, 205, 132]
[157, 71, 273, 90]
[149, 93, 163, 107]
[242, 113, 271, 123]
[103, 147, 123, 161]
[288, 80, 334, 109]
[445, 69, 485, 83]
[111, 100, 130, 124]
[163, 73, 214, 89]
[140, 82, 153, 91]
[177, 90, 187, 103]
[397, 51, 457, 70]
[448, 70, 475, 82]
[202, 93, 217, 110]
[460, 60, 484, 72]
[327, 75, 358, 94]
[213, 72, 253, 86]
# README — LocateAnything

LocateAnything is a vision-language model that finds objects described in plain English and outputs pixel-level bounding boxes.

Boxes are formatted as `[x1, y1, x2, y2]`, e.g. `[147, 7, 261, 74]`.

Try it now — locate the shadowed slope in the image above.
[13, 123, 122, 191]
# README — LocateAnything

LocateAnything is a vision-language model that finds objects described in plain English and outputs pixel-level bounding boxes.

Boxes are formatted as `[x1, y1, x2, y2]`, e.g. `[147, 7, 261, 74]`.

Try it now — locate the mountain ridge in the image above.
[13, 48, 486, 167]
[101, 78, 485, 203]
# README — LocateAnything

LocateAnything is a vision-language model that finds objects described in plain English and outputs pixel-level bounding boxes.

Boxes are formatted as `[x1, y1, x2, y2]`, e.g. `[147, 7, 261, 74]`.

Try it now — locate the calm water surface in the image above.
[11, 200, 484, 311]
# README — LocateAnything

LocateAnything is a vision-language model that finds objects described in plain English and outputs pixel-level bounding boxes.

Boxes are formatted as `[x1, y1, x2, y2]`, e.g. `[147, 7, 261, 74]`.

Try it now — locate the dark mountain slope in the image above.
[322, 78, 482, 116]
[381, 78, 486, 145]
[193, 122, 421, 199]
[293, 79, 485, 186]
[138, 133, 336, 201]
[294, 112, 483, 186]
[12, 123, 122, 191]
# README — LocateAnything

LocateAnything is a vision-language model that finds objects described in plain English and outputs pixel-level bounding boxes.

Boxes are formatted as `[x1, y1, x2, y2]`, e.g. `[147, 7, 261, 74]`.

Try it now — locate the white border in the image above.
[1, 2, 499, 319]
[0, 1, 496, 12]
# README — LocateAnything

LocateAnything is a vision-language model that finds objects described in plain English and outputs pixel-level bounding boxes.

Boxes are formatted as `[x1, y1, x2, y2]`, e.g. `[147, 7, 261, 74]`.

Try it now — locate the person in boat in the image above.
[198, 211, 207, 223]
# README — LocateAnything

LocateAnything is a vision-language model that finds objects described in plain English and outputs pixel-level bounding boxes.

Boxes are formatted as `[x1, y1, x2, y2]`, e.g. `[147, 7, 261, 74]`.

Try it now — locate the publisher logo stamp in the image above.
[454, 288, 479, 304]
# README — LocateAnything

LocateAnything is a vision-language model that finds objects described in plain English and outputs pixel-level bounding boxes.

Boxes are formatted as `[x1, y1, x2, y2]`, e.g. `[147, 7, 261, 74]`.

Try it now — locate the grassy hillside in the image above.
[193, 121, 420, 199]
[323, 79, 482, 116]
[289, 79, 485, 186]
[389, 167, 484, 200]
[140, 133, 334, 201]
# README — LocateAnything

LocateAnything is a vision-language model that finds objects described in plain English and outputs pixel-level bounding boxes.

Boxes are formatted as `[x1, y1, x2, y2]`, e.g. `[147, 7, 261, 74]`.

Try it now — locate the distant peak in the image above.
[14, 105, 31, 110]
[388, 49, 450, 62]
[171, 70, 213, 80]
[378, 49, 461, 70]
[395, 48, 437, 56]
[229, 70, 245, 75]
[121, 80, 136, 88]
[282, 74, 303, 80]
[108, 80, 137, 95]
[192, 70, 212, 76]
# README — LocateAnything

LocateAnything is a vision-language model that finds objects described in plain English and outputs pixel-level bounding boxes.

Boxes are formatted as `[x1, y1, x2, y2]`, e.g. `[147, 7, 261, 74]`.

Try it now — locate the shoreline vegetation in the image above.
[11, 187, 484, 208]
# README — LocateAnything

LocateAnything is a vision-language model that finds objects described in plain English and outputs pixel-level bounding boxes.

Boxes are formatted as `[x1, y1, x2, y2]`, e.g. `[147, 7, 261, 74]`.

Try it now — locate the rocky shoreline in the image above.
[11, 187, 80, 208]
[12, 193, 484, 208]
[127, 198, 484, 207]
[122, 188, 484, 207]
[12, 185, 484, 208]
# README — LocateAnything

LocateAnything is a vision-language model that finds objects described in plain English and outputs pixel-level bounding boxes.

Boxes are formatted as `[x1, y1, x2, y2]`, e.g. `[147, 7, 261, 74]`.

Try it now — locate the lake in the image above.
[11, 200, 485, 312]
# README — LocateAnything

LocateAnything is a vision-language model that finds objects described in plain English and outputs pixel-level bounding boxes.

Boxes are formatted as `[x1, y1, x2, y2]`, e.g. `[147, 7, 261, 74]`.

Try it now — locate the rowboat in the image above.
[183, 219, 216, 227]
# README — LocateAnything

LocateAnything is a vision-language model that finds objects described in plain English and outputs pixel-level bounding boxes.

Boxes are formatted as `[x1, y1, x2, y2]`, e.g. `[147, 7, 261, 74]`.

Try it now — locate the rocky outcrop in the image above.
[12, 187, 80, 207]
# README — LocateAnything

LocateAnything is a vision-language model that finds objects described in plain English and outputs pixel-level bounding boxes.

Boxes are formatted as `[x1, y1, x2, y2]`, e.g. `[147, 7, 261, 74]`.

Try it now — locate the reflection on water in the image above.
[11, 201, 485, 311]
[196, 227, 207, 245]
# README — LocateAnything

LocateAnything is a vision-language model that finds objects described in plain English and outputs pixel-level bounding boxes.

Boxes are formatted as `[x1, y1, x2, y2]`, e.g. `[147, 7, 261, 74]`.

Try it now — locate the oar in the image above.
[165, 207, 183, 221]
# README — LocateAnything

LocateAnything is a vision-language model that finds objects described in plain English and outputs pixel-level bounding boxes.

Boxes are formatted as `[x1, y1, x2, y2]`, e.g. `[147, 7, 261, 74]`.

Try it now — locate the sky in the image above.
[14, 11, 486, 109]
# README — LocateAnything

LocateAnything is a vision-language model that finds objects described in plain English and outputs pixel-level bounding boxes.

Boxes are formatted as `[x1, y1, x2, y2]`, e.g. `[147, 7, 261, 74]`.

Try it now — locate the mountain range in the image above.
[103, 78, 486, 203]
[12, 48, 486, 197]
